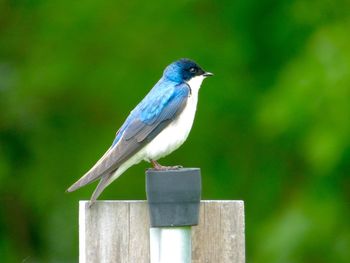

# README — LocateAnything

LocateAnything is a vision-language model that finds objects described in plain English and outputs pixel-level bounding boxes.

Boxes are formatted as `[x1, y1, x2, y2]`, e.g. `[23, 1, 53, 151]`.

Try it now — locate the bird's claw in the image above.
[151, 160, 183, 170]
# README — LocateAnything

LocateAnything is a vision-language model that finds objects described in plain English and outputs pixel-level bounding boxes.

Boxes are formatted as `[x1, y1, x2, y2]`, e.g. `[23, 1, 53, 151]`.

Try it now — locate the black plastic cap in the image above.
[146, 168, 201, 227]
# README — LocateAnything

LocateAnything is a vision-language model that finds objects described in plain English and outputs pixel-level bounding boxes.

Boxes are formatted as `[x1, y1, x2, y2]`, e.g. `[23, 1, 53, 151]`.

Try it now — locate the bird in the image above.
[67, 58, 213, 204]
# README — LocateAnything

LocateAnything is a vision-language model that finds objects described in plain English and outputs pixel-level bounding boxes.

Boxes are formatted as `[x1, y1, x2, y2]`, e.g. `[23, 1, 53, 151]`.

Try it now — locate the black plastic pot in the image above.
[146, 168, 201, 227]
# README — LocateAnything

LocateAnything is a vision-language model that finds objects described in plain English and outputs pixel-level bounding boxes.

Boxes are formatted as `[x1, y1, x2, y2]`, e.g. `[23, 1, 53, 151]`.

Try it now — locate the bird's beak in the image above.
[203, 72, 214, 77]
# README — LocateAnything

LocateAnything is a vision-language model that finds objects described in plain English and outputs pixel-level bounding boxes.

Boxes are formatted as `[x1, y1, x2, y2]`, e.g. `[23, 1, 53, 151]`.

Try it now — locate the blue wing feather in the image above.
[114, 80, 189, 144]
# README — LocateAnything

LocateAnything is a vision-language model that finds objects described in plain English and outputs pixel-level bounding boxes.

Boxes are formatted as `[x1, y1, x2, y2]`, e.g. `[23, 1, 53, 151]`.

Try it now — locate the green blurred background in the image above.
[1, 0, 350, 262]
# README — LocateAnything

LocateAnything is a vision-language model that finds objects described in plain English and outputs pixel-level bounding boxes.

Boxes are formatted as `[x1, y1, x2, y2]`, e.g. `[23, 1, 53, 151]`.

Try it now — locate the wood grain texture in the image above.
[192, 201, 245, 263]
[79, 200, 245, 263]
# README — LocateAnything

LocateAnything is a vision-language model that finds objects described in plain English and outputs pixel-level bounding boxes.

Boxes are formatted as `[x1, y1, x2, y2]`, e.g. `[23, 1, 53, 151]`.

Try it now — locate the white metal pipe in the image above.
[150, 227, 191, 263]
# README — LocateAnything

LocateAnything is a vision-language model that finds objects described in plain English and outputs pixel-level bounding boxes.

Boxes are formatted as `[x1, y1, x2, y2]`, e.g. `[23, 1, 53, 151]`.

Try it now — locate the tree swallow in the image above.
[67, 58, 213, 203]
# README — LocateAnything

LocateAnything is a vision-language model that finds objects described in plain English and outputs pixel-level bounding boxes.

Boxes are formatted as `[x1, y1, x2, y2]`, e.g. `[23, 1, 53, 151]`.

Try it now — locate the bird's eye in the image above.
[189, 67, 197, 74]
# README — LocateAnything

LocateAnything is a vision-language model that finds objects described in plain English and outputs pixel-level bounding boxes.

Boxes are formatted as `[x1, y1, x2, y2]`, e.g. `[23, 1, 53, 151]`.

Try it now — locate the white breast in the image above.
[142, 76, 205, 161]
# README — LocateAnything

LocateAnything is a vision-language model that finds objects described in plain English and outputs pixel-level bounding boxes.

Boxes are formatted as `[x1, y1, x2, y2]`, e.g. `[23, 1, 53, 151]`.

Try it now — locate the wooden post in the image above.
[79, 200, 245, 263]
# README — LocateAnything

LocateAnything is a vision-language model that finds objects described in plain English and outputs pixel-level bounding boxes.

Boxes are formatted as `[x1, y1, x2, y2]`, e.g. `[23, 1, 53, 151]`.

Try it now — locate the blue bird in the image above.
[67, 58, 213, 203]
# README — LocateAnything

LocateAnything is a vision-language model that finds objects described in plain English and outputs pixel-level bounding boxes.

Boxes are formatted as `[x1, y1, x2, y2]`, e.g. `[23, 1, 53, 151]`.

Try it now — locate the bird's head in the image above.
[163, 58, 213, 83]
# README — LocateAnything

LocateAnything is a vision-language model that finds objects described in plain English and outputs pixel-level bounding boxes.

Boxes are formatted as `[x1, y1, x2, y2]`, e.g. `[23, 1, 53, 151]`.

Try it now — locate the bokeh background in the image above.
[1, 0, 350, 262]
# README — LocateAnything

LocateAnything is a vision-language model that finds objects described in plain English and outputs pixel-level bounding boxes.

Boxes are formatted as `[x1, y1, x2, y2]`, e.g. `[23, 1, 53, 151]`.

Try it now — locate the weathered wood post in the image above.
[79, 169, 245, 262]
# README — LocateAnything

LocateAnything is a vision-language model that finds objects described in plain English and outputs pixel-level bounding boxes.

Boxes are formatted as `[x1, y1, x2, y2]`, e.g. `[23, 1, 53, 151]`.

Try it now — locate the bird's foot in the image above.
[151, 160, 183, 170]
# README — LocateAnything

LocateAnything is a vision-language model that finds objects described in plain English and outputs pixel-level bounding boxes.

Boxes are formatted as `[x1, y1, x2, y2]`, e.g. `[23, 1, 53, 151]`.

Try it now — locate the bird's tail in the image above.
[67, 167, 119, 206]
[89, 174, 113, 206]
[88, 166, 127, 206]
[67, 167, 121, 206]
[66, 148, 115, 193]
[66, 171, 104, 193]
[67, 154, 137, 206]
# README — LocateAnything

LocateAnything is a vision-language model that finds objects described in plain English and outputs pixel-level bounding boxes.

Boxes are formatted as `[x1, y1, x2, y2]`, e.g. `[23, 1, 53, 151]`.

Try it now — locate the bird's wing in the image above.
[67, 82, 190, 192]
